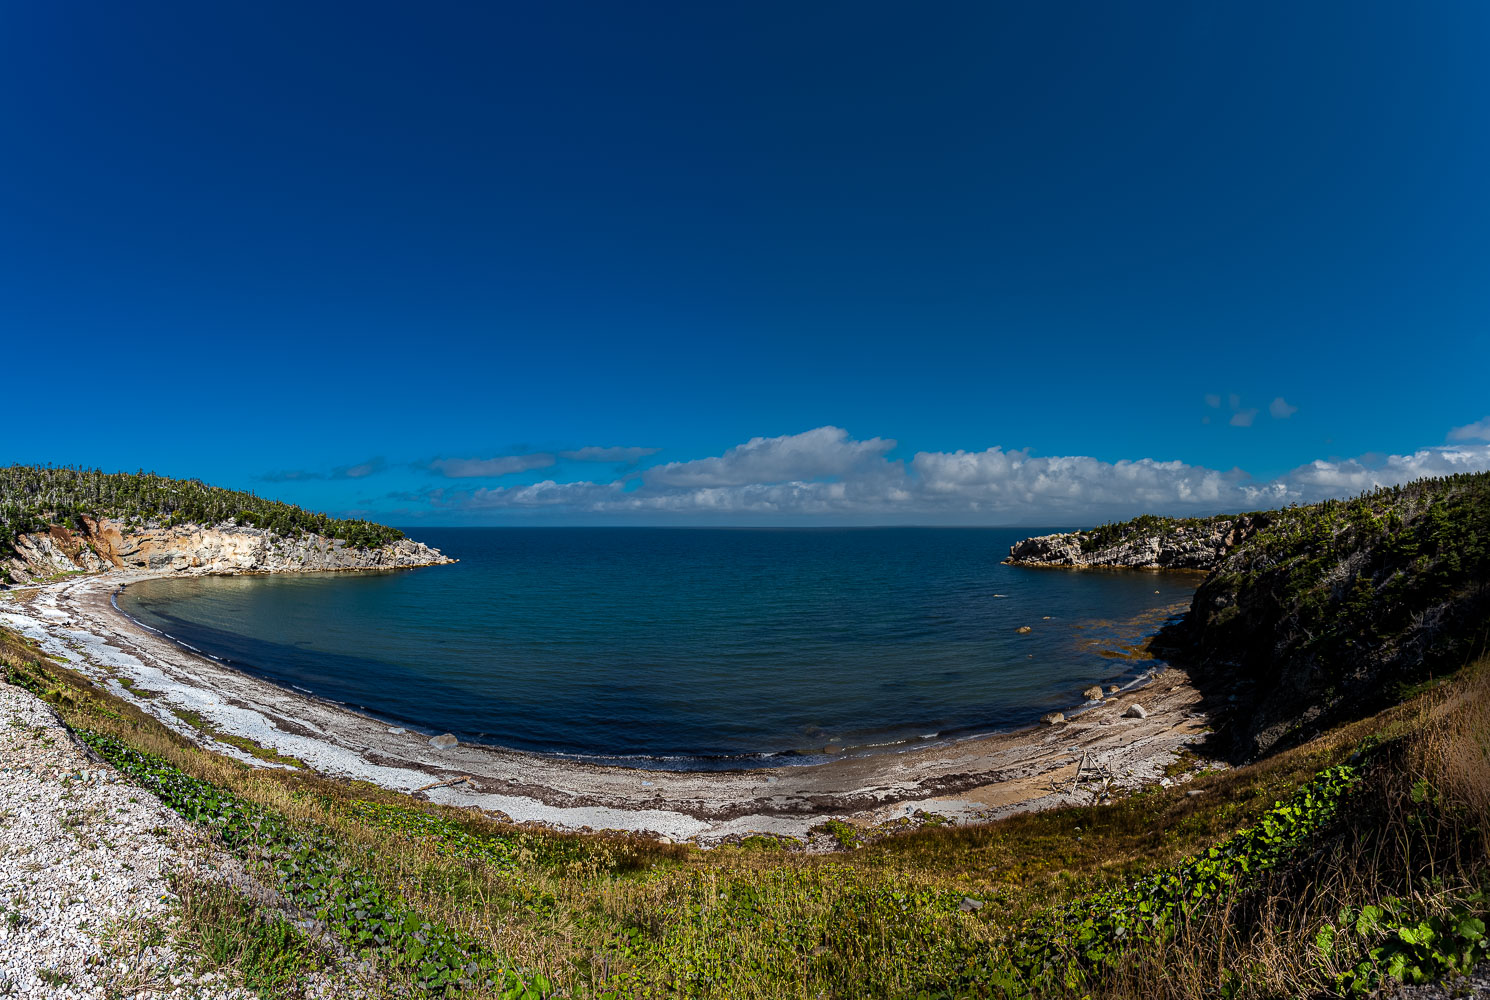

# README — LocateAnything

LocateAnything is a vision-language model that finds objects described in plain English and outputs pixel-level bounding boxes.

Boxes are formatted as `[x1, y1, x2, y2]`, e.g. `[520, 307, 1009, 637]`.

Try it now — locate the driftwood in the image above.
[414, 775, 475, 792]
[1070, 751, 1087, 793]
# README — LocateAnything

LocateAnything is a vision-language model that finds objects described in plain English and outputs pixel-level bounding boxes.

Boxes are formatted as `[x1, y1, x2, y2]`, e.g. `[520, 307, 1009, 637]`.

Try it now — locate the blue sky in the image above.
[2, 3, 1487, 525]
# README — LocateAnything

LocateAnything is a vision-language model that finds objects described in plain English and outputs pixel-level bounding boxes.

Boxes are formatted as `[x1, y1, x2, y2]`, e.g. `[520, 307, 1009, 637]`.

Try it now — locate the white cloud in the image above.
[1269, 397, 1299, 419]
[910, 450, 1235, 515]
[420, 427, 1490, 523]
[260, 456, 387, 482]
[427, 453, 556, 478]
[1272, 446, 1490, 496]
[1229, 409, 1259, 427]
[644, 426, 896, 488]
[1448, 416, 1490, 442]
[460, 479, 620, 507]
[559, 446, 660, 463]
[1229, 393, 1241, 410]
[1204, 394, 1222, 409]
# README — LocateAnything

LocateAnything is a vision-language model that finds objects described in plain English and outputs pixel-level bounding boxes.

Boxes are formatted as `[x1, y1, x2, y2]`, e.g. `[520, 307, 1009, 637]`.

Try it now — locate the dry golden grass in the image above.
[1068, 659, 1490, 1000]
[4, 626, 1486, 999]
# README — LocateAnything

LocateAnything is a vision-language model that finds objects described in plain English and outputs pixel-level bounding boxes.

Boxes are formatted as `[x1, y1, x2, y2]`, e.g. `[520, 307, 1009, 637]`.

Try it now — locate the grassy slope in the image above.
[3, 624, 1486, 1000]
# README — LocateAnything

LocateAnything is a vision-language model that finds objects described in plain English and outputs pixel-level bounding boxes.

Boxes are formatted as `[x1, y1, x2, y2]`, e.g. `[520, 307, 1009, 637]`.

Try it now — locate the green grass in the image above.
[3, 633, 1486, 999]
[40, 569, 90, 583]
[80, 729, 551, 997]
[115, 675, 161, 699]
[167, 705, 307, 768]
[172, 873, 331, 997]
[35, 968, 72, 987]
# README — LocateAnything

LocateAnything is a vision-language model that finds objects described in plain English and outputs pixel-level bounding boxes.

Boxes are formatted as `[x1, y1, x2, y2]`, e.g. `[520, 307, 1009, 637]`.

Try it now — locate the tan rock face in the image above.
[3, 517, 453, 583]
[5, 529, 111, 579]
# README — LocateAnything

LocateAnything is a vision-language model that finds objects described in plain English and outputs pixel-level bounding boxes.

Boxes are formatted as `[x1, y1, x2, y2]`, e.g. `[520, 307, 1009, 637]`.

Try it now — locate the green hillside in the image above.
[1169, 471, 1490, 759]
[0, 465, 404, 554]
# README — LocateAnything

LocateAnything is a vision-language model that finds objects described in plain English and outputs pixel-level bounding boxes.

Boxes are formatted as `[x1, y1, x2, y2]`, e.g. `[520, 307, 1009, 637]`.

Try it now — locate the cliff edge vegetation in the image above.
[1011, 472, 1490, 763]
[0, 465, 450, 583]
[1167, 472, 1490, 760]
[1006, 512, 1267, 570]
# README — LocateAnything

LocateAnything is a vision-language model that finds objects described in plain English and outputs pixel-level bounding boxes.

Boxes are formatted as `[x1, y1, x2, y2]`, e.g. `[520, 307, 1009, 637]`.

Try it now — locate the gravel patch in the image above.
[0, 682, 377, 998]
[1391, 963, 1490, 999]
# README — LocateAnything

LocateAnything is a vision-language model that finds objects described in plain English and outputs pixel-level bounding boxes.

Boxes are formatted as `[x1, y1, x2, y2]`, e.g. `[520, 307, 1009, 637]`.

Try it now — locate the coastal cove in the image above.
[112, 528, 1199, 766]
[4, 470, 1486, 998]
[8, 11, 1490, 990]
[0, 553, 1210, 844]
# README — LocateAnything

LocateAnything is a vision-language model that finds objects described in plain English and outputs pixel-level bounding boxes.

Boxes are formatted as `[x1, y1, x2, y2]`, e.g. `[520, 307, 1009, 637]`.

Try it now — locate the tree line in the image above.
[0, 465, 404, 554]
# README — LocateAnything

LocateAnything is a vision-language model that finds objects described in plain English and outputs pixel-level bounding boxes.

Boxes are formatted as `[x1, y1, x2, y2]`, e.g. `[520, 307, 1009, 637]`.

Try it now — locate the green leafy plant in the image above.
[79, 731, 554, 998]
[1322, 894, 1490, 993]
[939, 760, 1367, 993]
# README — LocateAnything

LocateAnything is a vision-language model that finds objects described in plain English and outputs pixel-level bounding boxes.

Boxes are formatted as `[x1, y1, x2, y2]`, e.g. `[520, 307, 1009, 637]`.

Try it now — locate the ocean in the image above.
[117, 527, 1200, 769]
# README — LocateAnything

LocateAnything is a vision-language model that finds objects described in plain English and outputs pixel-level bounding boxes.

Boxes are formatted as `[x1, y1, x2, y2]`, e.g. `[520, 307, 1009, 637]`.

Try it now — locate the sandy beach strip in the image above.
[0, 572, 1213, 845]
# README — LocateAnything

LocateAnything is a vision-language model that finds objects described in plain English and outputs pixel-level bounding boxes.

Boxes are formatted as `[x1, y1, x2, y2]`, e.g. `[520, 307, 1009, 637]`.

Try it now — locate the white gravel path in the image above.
[1392, 964, 1490, 999]
[0, 681, 376, 998]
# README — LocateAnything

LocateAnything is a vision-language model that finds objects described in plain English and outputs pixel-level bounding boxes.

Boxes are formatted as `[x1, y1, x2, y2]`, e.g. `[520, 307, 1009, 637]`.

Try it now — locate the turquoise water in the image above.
[118, 528, 1198, 769]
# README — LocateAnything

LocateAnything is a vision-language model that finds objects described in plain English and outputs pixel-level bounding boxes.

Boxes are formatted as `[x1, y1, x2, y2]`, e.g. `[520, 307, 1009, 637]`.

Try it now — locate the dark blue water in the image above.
[118, 528, 1199, 768]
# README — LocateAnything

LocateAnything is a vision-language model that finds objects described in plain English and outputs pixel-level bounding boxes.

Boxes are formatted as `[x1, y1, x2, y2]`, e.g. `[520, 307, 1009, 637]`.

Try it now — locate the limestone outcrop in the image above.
[1005, 515, 1266, 571]
[4, 527, 114, 580]
[3, 517, 453, 583]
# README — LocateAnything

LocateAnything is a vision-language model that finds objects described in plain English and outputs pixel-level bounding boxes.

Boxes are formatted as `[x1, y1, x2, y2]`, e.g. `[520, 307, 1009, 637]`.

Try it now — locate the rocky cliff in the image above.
[2, 517, 453, 583]
[1006, 514, 1267, 570]
[1007, 474, 1490, 763]
[1157, 475, 1490, 760]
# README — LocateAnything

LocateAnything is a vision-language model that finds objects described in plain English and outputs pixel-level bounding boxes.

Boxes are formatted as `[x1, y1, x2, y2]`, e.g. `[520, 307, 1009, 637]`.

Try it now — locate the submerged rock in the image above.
[1015, 625, 1033, 634]
[1083, 686, 1104, 701]
[429, 733, 459, 749]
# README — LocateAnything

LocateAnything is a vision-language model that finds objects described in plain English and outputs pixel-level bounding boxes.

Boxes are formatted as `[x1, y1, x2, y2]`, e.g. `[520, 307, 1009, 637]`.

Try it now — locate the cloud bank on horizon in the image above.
[392, 423, 1490, 524]
[262, 457, 387, 482]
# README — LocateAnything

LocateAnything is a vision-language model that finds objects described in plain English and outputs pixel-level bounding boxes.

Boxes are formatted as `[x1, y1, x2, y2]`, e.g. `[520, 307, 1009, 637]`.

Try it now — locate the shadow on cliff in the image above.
[1147, 474, 1490, 765]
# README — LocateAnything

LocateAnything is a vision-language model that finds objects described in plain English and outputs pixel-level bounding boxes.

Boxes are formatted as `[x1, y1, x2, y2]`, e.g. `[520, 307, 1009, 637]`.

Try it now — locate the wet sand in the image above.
[0, 572, 1213, 845]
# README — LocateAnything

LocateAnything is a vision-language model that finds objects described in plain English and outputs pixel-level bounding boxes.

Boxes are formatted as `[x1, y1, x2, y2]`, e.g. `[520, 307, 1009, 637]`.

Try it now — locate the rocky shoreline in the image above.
[0, 571, 1213, 846]
[1005, 515, 1263, 571]
[2, 517, 453, 584]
